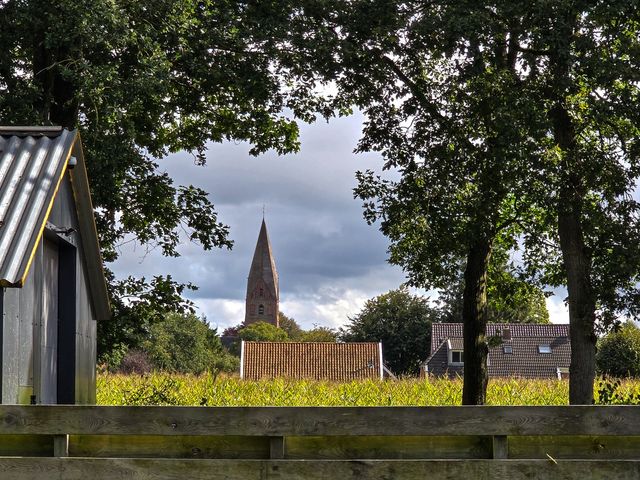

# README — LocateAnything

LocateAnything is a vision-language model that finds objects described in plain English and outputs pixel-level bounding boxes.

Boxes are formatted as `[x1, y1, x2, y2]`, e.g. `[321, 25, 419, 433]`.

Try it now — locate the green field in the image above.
[96, 372, 640, 406]
[97, 372, 640, 406]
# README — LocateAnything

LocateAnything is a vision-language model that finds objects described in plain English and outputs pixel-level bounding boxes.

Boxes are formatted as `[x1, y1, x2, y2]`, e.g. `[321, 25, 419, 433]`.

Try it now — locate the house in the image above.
[423, 323, 571, 379]
[240, 341, 384, 381]
[0, 127, 110, 405]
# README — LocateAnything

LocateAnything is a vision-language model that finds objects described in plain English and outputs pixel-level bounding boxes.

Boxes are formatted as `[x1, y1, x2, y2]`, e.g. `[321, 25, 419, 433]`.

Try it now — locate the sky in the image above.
[110, 113, 569, 332]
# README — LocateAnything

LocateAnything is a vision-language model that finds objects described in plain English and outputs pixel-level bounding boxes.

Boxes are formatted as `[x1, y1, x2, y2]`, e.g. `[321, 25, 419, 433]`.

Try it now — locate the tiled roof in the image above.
[426, 323, 570, 379]
[241, 341, 382, 381]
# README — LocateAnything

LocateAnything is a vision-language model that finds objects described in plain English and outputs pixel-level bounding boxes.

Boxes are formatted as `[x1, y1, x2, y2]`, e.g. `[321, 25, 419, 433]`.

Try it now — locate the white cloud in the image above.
[546, 296, 569, 324]
[196, 299, 245, 331]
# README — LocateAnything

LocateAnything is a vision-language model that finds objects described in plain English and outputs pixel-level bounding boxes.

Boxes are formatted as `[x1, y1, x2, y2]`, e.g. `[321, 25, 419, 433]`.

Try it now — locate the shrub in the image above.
[118, 349, 153, 374]
[142, 313, 234, 374]
[597, 322, 640, 377]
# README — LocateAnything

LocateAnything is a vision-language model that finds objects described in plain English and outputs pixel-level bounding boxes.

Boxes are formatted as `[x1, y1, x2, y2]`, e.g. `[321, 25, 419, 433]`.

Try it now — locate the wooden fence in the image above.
[0, 405, 639, 479]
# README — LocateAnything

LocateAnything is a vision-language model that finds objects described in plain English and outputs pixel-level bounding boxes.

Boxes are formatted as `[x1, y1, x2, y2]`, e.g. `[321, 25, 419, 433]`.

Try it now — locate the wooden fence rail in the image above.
[0, 405, 639, 479]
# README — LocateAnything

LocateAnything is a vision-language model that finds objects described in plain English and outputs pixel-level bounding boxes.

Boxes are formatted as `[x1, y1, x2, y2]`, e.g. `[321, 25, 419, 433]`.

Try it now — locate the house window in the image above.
[258, 304, 265, 315]
[450, 350, 464, 364]
[259, 288, 264, 297]
[503, 344, 513, 354]
[557, 367, 569, 379]
[538, 344, 552, 354]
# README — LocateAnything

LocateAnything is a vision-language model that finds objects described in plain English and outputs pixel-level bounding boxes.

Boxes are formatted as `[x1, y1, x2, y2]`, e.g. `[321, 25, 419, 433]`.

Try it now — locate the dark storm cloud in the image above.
[110, 114, 405, 321]
[110, 113, 568, 328]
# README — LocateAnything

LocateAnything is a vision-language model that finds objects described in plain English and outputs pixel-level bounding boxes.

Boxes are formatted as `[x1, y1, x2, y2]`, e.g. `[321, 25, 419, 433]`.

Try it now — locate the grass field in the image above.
[97, 372, 640, 406]
[96, 372, 640, 406]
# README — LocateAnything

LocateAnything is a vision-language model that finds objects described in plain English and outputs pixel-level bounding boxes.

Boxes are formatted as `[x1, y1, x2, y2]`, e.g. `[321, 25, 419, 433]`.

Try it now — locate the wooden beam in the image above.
[1, 406, 639, 437]
[0, 458, 639, 480]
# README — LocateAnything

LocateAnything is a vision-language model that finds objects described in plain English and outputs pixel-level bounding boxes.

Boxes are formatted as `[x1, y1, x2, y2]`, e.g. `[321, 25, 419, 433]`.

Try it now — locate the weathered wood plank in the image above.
[68, 435, 269, 459]
[509, 435, 640, 460]
[0, 435, 52, 456]
[0, 458, 639, 480]
[286, 435, 491, 459]
[492, 435, 508, 459]
[1, 406, 639, 436]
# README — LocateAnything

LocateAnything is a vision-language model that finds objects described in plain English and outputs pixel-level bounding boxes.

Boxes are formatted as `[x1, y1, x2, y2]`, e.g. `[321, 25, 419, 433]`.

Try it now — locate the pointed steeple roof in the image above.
[247, 219, 278, 299]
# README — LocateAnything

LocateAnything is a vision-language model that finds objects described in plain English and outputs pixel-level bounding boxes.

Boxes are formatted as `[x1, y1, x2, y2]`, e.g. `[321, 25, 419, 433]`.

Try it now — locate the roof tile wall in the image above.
[242, 342, 382, 381]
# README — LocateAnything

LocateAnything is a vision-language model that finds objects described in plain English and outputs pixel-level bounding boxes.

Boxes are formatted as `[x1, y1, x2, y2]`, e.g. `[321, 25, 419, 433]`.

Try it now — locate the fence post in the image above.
[53, 434, 69, 457]
[492, 435, 508, 459]
[270, 436, 285, 459]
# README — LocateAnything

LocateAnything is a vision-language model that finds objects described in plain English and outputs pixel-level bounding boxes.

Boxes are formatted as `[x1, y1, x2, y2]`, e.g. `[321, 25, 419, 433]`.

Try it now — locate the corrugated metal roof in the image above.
[241, 342, 383, 381]
[0, 127, 110, 320]
[0, 129, 76, 286]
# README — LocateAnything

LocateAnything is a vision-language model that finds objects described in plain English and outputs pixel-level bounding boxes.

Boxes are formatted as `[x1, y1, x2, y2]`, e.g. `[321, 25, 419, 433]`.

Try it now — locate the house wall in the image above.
[1, 173, 97, 404]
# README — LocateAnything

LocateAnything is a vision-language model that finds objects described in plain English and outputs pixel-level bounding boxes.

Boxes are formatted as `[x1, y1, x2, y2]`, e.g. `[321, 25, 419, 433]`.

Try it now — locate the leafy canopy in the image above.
[340, 288, 438, 376]
[0, 0, 314, 361]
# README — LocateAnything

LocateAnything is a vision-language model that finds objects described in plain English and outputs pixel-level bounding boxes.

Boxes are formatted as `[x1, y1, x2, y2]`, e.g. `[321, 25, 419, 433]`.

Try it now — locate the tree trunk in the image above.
[552, 100, 597, 405]
[548, 8, 596, 403]
[462, 236, 492, 405]
[31, 4, 79, 128]
[557, 199, 596, 404]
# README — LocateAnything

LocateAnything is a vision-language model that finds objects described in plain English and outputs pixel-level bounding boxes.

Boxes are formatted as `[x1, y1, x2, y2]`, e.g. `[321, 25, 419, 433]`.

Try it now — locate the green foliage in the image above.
[238, 321, 290, 343]
[0, 0, 308, 362]
[274, 0, 640, 404]
[141, 313, 238, 374]
[339, 288, 437, 376]
[98, 274, 198, 363]
[279, 312, 304, 340]
[595, 378, 640, 405]
[596, 323, 640, 378]
[439, 251, 550, 325]
[97, 372, 577, 406]
[299, 326, 338, 343]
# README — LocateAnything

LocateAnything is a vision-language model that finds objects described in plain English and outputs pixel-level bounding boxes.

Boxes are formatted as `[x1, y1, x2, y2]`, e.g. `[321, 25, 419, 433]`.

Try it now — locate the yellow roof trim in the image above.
[18, 134, 77, 287]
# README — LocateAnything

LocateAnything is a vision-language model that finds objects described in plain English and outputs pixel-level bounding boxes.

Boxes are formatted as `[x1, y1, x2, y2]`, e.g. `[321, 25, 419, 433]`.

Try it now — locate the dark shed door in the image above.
[40, 239, 59, 404]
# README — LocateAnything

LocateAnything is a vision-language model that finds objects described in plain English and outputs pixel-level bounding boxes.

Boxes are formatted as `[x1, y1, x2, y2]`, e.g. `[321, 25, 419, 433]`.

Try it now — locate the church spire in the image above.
[245, 218, 279, 326]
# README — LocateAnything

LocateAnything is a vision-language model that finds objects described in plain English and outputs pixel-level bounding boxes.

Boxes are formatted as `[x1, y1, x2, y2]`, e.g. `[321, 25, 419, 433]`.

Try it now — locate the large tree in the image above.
[515, 1, 640, 403]
[339, 288, 438, 376]
[0, 0, 305, 359]
[276, 0, 640, 404]
[278, 0, 548, 403]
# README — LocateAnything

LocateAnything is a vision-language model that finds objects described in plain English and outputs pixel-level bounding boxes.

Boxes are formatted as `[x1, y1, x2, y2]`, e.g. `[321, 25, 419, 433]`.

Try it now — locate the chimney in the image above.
[502, 327, 512, 341]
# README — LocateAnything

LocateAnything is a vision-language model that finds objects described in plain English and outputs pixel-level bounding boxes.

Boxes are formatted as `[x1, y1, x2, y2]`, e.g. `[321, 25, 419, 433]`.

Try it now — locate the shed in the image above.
[0, 127, 109, 405]
[240, 341, 384, 381]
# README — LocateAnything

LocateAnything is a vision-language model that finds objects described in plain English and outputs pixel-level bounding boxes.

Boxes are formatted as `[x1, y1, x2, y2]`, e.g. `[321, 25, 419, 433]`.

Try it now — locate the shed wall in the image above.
[48, 175, 97, 404]
[1, 173, 97, 404]
[1, 245, 42, 404]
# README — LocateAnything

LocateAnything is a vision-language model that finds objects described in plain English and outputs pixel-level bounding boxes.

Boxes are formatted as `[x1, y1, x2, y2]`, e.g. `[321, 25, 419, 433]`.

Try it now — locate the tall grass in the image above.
[97, 372, 586, 406]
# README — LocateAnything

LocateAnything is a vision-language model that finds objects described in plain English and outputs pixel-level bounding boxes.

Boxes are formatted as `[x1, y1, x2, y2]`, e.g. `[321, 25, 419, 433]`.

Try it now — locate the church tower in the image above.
[245, 219, 279, 327]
